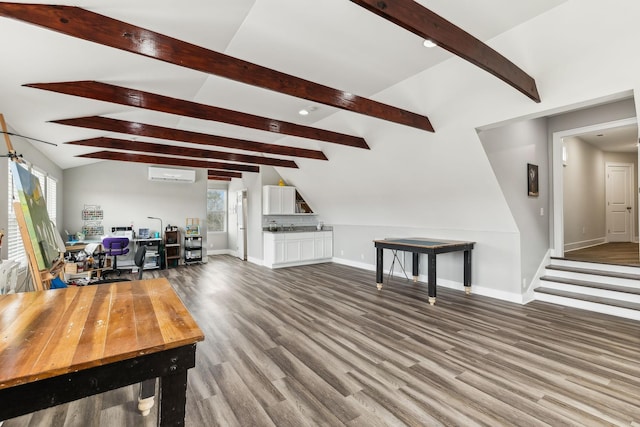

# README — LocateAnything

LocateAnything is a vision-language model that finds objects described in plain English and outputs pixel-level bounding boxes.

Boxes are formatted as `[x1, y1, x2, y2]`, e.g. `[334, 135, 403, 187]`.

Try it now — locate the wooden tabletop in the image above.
[373, 237, 475, 250]
[0, 278, 204, 390]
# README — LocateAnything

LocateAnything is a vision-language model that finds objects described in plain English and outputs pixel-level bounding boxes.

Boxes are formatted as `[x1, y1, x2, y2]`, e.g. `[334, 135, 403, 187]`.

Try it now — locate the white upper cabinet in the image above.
[263, 185, 296, 215]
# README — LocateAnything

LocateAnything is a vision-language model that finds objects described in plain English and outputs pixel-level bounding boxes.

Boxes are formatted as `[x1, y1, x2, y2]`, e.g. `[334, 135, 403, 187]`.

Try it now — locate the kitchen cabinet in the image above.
[263, 230, 333, 268]
[263, 185, 296, 215]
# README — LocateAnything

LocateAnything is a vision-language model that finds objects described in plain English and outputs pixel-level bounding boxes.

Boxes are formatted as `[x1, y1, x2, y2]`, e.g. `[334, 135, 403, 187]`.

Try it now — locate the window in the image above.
[46, 176, 57, 223]
[6, 161, 57, 264]
[7, 161, 27, 264]
[207, 189, 227, 232]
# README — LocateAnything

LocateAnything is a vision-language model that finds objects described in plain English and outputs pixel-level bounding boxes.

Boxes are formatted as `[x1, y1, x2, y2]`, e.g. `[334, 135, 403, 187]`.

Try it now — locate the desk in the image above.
[373, 238, 475, 305]
[0, 278, 204, 426]
[64, 240, 103, 253]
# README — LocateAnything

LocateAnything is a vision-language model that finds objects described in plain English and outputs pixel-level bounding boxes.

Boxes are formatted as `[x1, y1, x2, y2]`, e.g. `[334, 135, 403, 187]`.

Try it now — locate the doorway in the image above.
[552, 117, 639, 262]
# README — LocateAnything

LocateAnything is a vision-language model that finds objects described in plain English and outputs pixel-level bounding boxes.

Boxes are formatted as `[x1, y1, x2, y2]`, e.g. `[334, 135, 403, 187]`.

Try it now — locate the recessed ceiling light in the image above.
[298, 106, 317, 116]
[423, 39, 437, 48]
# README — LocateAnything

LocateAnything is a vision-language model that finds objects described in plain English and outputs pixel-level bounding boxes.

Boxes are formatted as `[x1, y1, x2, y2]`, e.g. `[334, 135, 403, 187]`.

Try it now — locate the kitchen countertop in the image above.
[263, 226, 333, 233]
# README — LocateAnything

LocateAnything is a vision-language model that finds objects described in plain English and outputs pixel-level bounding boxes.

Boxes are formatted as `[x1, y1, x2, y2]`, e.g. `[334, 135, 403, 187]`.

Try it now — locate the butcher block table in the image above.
[0, 278, 204, 426]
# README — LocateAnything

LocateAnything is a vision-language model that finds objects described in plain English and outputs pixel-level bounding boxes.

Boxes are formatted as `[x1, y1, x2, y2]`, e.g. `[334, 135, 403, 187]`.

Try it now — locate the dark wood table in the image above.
[373, 238, 475, 305]
[0, 278, 204, 426]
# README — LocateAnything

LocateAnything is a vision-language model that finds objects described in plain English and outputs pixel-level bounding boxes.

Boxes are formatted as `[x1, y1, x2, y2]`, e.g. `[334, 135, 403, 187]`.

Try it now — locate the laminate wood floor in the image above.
[4, 256, 640, 426]
[564, 242, 640, 266]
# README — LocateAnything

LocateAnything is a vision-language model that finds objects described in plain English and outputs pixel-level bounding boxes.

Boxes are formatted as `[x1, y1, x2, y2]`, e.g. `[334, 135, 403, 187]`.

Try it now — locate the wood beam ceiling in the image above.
[0, 3, 434, 131]
[66, 137, 298, 168]
[207, 170, 242, 179]
[52, 116, 327, 160]
[349, 0, 540, 102]
[25, 81, 369, 149]
[208, 176, 232, 181]
[77, 151, 260, 172]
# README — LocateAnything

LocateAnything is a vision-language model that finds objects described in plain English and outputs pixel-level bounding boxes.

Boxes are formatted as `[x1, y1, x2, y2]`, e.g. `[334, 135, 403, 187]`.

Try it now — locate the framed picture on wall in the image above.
[527, 163, 539, 197]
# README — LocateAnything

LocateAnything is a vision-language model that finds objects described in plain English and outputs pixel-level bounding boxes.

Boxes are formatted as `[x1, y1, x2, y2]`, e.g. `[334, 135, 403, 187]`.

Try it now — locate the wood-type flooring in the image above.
[564, 242, 640, 266]
[4, 256, 640, 426]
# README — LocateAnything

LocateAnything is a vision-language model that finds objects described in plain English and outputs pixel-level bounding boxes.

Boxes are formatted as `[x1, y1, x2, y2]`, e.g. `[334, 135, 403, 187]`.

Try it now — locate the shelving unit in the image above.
[164, 229, 181, 268]
[184, 234, 203, 264]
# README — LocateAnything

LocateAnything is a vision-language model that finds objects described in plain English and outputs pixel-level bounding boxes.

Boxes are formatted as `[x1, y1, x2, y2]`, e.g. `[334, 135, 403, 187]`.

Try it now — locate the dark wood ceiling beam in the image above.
[207, 170, 242, 179]
[208, 176, 232, 182]
[350, 0, 540, 103]
[77, 151, 259, 172]
[25, 81, 370, 149]
[66, 137, 298, 168]
[52, 116, 327, 160]
[0, 3, 434, 131]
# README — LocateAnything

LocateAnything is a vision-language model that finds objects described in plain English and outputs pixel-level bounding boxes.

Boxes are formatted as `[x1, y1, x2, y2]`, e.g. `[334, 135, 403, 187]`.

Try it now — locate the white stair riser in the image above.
[538, 280, 640, 304]
[544, 269, 640, 289]
[534, 292, 640, 321]
[550, 259, 640, 275]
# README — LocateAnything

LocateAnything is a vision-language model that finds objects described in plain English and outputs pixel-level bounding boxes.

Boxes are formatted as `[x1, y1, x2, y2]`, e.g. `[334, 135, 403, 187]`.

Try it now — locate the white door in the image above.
[606, 163, 634, 242]
[237, 191, 247, 260]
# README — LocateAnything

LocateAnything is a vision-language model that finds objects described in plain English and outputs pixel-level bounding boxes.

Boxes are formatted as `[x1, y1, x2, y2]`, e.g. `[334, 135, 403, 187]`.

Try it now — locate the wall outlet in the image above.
[340, 249, 344, 256]
[360, 254, 364, 260]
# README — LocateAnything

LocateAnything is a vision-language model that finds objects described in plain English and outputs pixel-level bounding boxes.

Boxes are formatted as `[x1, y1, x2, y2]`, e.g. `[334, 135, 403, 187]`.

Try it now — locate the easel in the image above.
[2, 114, 63, 291]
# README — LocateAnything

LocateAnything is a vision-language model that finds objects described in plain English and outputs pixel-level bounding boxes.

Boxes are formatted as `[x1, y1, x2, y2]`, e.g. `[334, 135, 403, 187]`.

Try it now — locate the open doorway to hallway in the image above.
[554, 118, 640, 265]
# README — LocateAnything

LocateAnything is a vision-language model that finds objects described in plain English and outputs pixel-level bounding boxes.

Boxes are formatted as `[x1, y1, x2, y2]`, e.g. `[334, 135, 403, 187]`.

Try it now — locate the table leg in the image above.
[138, 379, 156, 416]
[376, 247, 383, 289]
[464, 249, 472, 295]
[412, 252, 419, 282]
[427, 253, 436, 305]
[158, 370, 188, 427]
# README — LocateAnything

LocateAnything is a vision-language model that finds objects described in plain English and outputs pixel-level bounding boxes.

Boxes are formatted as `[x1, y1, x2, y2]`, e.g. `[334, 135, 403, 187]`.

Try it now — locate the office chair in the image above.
[102, 236, 130, 276]
[134, 245, 146, 280]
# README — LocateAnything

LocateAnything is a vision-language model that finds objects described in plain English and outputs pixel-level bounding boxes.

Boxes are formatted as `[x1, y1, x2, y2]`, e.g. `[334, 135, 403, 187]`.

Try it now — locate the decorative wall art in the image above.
[527, 163, 539, 197]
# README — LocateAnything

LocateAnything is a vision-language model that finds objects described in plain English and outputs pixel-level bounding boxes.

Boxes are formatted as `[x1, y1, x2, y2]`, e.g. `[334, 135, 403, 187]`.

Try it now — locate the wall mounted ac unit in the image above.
[148, 166, 196, 183]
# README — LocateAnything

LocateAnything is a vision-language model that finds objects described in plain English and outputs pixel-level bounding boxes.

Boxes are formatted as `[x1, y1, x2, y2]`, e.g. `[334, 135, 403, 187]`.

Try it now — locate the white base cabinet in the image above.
[264, 231, 333, 268]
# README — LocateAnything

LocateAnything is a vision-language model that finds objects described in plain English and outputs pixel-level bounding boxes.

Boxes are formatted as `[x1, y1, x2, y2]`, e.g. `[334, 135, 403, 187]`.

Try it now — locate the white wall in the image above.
[478, 118, 549, 292]
[563, 136, 606, 248]
[63, 161, 207, 263]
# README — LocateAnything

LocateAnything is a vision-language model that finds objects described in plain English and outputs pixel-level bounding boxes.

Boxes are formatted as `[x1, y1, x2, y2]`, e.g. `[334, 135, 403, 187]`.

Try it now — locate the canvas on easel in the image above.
[9, 162, 62, 270]
[2, 113, 64, 290]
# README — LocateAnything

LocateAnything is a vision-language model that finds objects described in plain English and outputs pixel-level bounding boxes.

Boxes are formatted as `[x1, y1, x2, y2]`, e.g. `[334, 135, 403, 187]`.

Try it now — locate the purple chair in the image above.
[102, 236, 130, 276]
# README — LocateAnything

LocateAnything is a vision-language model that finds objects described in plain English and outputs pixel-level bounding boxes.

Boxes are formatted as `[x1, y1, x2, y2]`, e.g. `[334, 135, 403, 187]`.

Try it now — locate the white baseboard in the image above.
[523, 249, 551, 304]
[332, 257, 523, 304]
[332, 257, 373, 271]
[206, 249, 234, 256]
[564, 237, 606, 252]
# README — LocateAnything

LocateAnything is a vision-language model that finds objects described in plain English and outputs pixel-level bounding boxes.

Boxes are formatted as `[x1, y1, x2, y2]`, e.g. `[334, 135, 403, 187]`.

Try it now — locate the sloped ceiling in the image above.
[0, 0, 566, 170]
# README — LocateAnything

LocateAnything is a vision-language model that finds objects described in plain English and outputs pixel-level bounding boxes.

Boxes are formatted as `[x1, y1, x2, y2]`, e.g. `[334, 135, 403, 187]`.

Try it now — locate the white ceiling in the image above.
[576, 124, 638, 153]
[0, 0, 568, 169]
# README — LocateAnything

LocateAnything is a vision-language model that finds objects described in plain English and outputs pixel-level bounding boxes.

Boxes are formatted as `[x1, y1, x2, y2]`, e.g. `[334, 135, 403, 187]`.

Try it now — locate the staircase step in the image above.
[550, 256, 640, 268]
[545, 264, 640, 281]
[539, 275, 640, 296]
[535, 287, 640, 311]
[549, 257, 640, 275]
